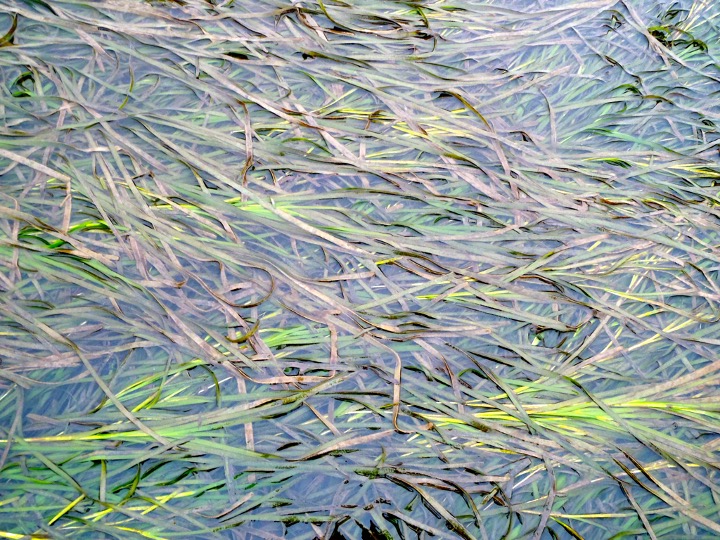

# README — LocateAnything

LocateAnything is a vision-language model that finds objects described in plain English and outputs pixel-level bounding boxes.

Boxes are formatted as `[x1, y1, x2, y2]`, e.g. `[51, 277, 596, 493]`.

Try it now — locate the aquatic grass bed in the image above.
[0, 0, 719, 537]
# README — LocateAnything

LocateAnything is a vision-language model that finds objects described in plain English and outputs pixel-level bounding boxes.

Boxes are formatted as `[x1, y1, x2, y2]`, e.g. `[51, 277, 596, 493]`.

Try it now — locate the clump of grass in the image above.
[0, 0, 719, 538]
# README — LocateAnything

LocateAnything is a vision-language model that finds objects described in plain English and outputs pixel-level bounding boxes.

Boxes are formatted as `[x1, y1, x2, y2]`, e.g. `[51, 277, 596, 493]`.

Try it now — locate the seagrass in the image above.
[0, 0, 718, 538]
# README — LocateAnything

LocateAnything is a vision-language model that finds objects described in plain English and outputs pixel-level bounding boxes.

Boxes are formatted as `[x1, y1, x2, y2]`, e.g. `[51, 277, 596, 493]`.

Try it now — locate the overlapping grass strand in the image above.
[0, 0, 719, 538]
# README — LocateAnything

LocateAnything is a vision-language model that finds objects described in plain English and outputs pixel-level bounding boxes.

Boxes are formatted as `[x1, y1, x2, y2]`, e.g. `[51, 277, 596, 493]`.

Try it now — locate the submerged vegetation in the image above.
[0, 0, 719, 537]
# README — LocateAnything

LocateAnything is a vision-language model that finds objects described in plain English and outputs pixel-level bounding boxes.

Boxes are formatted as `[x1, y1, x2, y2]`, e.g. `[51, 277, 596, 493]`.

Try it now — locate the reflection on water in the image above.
[1, 0, 719, 537]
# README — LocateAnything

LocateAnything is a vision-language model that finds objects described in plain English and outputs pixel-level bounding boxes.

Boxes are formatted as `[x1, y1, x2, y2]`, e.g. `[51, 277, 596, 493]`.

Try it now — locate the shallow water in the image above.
[1, 0, 719, 538]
